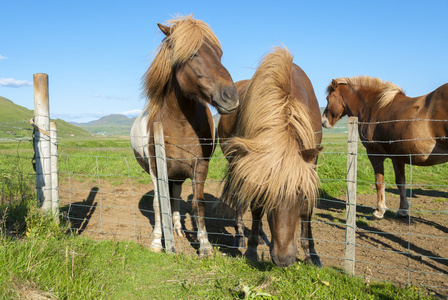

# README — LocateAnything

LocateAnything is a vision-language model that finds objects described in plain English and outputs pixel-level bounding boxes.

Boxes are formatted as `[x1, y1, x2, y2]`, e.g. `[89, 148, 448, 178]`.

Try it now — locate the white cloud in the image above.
[120, 109, 142, 118]
[0, 54, 7, 60]
[0, 77, 32, 88]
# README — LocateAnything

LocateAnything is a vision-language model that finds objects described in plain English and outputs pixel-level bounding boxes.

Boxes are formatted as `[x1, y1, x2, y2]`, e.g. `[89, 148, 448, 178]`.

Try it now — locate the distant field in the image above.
[0, 127, 440, 202]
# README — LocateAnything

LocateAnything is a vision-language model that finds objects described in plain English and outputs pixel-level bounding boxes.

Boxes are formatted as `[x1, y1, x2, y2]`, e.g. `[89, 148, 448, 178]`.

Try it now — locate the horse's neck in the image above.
[166, 91, 201, 122]
[162, 91, 214, 137]
[343, 86, 376, 121]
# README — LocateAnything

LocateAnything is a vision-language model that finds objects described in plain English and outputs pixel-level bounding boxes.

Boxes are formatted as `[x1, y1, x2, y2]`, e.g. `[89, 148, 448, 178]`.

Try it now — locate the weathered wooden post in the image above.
[344, 116, 358, 275]
[33, 73, 52, 213]
[153, 122, 175, 253]
[50, 121, 59, 222]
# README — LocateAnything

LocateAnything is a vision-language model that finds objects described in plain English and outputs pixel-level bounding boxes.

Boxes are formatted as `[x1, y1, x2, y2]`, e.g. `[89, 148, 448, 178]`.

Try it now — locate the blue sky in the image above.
[1, 1, 447, 123]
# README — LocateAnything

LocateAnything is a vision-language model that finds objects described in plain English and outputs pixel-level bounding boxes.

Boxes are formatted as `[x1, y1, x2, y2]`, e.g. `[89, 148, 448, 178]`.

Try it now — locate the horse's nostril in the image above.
[221, 86, 238, 103]
[222, 89, 229, 100]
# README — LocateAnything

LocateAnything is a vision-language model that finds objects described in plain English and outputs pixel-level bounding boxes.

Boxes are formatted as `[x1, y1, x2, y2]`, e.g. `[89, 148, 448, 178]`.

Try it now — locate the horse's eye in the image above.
[190, 52, 199, 60]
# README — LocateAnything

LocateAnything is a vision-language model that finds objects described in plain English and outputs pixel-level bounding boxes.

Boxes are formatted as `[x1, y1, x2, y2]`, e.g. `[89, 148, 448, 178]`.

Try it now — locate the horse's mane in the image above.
[142, 15, 222, 121]
[329, 76, 405, 108]
[221, 46, 319, 214]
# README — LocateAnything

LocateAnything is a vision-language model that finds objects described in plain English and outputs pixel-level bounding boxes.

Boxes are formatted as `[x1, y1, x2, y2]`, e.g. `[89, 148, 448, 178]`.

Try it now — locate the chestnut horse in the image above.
[131, 15, 238, 255]
[219, 47, 322, 267]
[322, 76, 448, 220]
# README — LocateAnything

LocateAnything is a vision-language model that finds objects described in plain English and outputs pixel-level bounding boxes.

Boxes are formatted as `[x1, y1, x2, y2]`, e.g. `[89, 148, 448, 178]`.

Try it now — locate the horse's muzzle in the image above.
[321, 116, 332, 129]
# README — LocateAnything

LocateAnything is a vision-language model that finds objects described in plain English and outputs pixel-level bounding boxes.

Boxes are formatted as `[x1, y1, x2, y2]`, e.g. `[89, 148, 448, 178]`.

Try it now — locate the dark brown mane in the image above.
[328, 76, 405, 107]
[222, 46, 319, 214]
[141, 15, 222, 121]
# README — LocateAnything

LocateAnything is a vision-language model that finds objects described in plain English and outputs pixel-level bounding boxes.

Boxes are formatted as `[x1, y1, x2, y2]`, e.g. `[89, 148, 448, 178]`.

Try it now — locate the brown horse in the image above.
[131, 15, 238, 255]
[322, 76, 448, 220]
[219, 47, 322, 267]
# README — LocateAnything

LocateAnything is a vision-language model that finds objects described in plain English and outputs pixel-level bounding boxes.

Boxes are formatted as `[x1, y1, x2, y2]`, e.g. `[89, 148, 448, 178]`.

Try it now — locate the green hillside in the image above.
[73, 114, 135, 136]
[0, 96, 89, 139]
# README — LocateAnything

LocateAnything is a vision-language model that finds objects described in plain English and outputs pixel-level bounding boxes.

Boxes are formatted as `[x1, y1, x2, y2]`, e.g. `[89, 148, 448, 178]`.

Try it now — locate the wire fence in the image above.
[0, 116, 447, 298]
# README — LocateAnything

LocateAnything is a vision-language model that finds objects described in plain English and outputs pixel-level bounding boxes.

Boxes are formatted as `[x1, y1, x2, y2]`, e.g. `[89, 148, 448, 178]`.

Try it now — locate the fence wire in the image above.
[0, 119, 447, 297]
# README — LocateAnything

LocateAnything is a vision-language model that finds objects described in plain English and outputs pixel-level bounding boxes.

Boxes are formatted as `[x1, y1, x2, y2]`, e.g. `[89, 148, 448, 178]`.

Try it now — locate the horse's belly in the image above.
[395, 142, 448, 166]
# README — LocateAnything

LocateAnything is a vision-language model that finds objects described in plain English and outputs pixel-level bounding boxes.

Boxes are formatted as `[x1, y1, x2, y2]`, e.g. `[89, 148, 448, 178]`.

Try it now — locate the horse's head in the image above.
[157, 18, 239, 115]
[268, 197, 311, 267]
[322, 79, 348, 129]
[267, 145, 322, 268]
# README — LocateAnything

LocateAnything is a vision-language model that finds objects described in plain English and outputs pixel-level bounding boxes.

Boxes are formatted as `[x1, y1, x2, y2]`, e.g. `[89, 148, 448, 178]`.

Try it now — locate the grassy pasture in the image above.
[0, 132, 443, 299]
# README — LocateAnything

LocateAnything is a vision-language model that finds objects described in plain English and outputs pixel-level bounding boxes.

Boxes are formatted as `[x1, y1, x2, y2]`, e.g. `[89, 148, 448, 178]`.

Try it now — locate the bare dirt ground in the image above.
[59, 179, 447, 298]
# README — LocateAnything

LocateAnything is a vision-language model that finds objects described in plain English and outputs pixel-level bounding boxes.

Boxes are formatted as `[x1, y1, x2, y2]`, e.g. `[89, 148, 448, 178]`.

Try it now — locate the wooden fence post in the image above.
[33, 73, 52, 213]
[153, 122, 175, 253]
[50, 121, 59, 222]
[344, 116, 358, 275]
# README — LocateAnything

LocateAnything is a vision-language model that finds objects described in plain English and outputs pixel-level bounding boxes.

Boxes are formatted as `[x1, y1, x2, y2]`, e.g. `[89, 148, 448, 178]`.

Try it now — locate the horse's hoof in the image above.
[199, 244, 214, 257]
[367, 210, 384, 221]
[395, 209, 409, 218]
[244, 248, 259, 262]
[311, 256, 322, 267]
[150, 242, 163, 253]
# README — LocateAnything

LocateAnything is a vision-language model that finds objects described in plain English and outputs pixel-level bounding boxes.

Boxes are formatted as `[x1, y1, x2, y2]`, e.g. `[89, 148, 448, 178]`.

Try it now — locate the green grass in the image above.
[0, 232, 433, 299]
[0, 132, 445, 299]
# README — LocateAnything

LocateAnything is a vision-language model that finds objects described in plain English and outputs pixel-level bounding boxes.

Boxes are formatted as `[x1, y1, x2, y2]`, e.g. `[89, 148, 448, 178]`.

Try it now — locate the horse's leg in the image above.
[300, 205, 321, 266]
[368, 155, 387, 219]
[244, 205, 263, 262]
[170, 181, 184, 236]
[149, 169, 163, 252]
[392, 160, 409, 218]
[234, 208, 245, 248]
[258, 221, 270, 246]
[192, 176, 213, 256]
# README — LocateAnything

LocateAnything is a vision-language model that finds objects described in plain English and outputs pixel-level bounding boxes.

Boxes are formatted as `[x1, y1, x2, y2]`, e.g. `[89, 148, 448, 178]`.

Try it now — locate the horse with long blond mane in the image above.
[219, 47, 322, 267]
[322, 76, 448, 220]
[131, 15, 238, 255]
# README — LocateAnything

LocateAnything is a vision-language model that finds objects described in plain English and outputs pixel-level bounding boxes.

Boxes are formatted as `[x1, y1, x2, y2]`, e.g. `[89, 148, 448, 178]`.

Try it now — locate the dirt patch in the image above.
[59, 179, 447, 298]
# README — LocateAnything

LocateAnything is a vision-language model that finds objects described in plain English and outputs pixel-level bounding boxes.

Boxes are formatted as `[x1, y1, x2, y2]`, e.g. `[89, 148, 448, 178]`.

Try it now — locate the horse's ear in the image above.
[301, 146, 324, 163]
[331, 79, 339, 90]
[158, 23, 171, 36]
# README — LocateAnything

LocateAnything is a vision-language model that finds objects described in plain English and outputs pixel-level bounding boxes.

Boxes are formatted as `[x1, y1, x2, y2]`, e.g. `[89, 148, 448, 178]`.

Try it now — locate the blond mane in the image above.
[222, 46, 319, 214]
[329, 76, 405, 108]
[141, 15, 222, 121]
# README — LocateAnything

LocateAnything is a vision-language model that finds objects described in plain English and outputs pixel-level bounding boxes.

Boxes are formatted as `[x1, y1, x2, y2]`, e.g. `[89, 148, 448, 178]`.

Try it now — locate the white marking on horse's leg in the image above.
[194, 201, 213, 256]
[371, 169, 387, 220]
[171, 182, 184, 237]
[192, 198, 213, 256]
[197, 228, 213, 257]
[150, 170, 163, 252]
[372, 180, 387, 220]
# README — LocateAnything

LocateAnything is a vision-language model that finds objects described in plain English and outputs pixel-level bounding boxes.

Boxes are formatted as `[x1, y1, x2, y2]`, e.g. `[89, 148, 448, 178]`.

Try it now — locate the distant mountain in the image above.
[66, 108, 348, 137]
[0, 96, 89, 139]
[73, 114, 136, 136]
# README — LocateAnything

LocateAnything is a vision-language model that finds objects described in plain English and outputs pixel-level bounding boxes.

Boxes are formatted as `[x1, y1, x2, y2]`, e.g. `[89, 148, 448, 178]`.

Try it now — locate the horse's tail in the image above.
[221, 46, 319, 214]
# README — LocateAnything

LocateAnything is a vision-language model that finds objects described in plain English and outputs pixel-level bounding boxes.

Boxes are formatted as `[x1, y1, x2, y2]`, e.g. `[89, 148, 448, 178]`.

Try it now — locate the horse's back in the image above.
[363, 82, 448, 165]
[291, 64, 322, 144]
